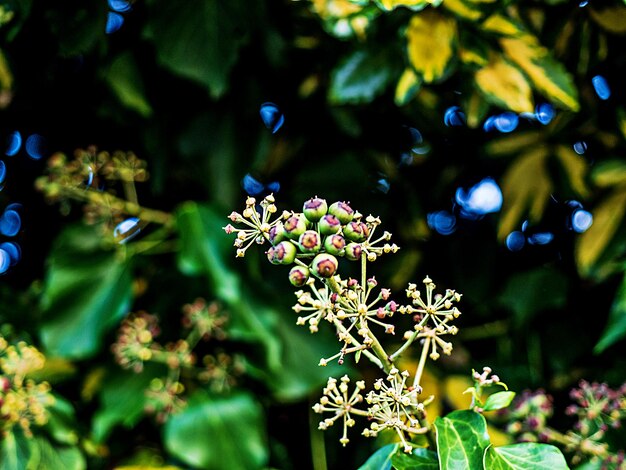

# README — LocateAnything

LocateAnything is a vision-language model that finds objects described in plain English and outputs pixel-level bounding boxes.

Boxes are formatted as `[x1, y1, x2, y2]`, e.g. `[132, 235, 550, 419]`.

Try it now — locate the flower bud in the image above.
[328, 201, 354, 224]
[324, 234, 346, 255]
[311, 253, 338, 278]
[289, 266, 310, 287]
[284, 214, 308, 240]
[268, 222, 286, 245]
[343, 221, 369, 242]
[345, 243, 362, 261]
[267, 241, 297, 265]
[303, 197, 328, 222]
[298, 230, 322, 253]
[318, 214, 341, 235]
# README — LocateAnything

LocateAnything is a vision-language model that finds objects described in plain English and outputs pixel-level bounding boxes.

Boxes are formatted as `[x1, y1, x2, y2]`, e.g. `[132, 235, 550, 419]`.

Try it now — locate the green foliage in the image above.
[484, 443, 568, 470]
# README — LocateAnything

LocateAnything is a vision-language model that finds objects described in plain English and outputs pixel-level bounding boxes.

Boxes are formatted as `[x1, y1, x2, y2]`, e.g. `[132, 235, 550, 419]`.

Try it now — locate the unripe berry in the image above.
[289, 266, 310, 287]
[298, 230, 322, 253]
[303, 197, 328, 223]
[345, 243, 362, 261]
[283, 214, 308, 240]
[318, 214, 342, 235]
[328, 201, 354, 224]
[311, 253, 338, 278]
[324, 234, 346, 256]
[268, 222, 286, 245]
[267, 241, 297, 265]
[343, 221, 369, 242]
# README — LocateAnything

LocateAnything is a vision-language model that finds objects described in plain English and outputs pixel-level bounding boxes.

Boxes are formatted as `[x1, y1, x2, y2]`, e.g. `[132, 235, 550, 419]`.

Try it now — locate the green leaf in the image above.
[374, 0, 435, 12]
[164, 390, 267, 470]
[40, 224, 133, 359]
[483, 391, 516, 412]
[176, 202, 340, 400]
[104, 52, 153, 118]
[145, 0, 249, 98]
[483, 443, 568, 470]
[591, 160, 626, 188]
[434, 410, 491, 470]
[498, 268, 568, 326]
[44, 395, 80, 446]
[392, 447, 439, 469]
[91, 368, 156, 442]
[27, 437, 86, 470]
[358, 443, 398, 470]
[594, 273, 626, 353]
[0, 430, 31, 470]
[589, 6, 626, 34]
[329, 49, 398, 105]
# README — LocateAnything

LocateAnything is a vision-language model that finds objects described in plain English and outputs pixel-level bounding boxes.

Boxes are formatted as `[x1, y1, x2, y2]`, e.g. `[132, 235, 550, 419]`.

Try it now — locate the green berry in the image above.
[284, 214, 308, 240]
[303, 197, 328, 223]
[298, 230, 322, 253]
[268, 222, 286, 245]
[324, 234, 346, 256]
[345, 243, 362, 261]
[267, 240, 297, 265]
[343, 221, 369, 242]
[289, 266, 310, 287]
[328, 201, 354, 224]
[318, 214, 341, 235]
[311, 253, 338, 278]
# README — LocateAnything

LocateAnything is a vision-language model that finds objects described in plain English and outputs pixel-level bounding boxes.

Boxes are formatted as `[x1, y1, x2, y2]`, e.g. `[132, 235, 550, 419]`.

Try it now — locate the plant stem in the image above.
[310, 400, 328, 470]
[412, 337, 430, 390]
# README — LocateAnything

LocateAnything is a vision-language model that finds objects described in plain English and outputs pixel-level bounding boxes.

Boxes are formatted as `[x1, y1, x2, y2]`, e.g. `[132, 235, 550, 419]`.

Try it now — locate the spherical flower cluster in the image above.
[198, 352, 245, 393]
[0, 336, 56, 437]
[111, 311, 161, 372]
[181, 298, 227, 341]
[503, 389, 554, 442]
[144, 377, 186, 424]
[224, 196, 398, 285]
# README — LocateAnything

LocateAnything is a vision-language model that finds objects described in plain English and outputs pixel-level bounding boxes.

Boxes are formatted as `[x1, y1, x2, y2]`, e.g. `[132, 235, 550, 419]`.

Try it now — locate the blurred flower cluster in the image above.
[0, 335, 55, 437]
[111, 299, 243, 423]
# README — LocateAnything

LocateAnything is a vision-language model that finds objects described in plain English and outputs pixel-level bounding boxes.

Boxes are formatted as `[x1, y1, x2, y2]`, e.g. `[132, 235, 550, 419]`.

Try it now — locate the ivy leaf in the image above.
[483, 443, 568, 470]
[443, 0, 487, 21]
[575, 188, 626, 277]
[589, 6, 626, 34]
[500, 35, 579, 111]
[483, 391, 516, 412]
[392, 447, 439, 469]
[594, 273, 626, 353]
[375, 0, 436, 11]
[329, 49, 399, 105]
[145, 0, 250, 98]
[104, 52, 153, 118]
[40, 224, 133, 359]
[164, 390, 267, 470]
[474, 54, 534, 113]
[27, 437, 86, 470]
[358, 443, 398, 470]
[498, 148, 552, 240]
[434, 410, 491, 470]
[0, 430, 30, 470]
[406, 10, 457, 83]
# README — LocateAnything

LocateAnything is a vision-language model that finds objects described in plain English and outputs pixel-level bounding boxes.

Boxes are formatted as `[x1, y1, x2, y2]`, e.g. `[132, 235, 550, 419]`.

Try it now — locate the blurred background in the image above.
[1, 0, 626, 468]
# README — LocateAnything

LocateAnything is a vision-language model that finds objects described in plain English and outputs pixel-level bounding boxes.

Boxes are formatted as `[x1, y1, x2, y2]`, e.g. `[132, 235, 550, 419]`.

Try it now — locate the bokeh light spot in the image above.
[592, 75, 611, 100]
[427, 211, 457, 235]
[494, 112, 519, 133]
[573, 141, 587, 155]
[505, 231, 525, 252]
[444, 106, 466, 127]
[5, 131, 22, 157]
[535, 103, 555, 125]
[455, 178, 503, 218]
[0, 209, 21, 237]
[108, 0, 132, 12]
[571, 209, 593, 233]
[0, 160, 5, 185]
[376, 178, 390, 194]
[0, 248, 10, 274]
[106, 12, 125, 34]
[527, 232, 554, 245]
[259, 102, 284, 134]
[114, 217, 141, 244]
[0, 241, 21, 266]
[25, 134, 47, 160]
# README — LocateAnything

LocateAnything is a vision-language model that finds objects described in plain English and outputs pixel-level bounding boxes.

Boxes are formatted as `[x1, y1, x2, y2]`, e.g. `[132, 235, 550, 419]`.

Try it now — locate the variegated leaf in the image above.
[374, 0, 438, 12]
[474, 54, 534, 113]
[395, 67, 422, 105]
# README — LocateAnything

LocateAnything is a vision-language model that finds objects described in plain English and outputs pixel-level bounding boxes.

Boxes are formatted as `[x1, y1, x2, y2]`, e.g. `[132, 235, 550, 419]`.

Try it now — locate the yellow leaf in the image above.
[459, 45, 488, 67]
[591, 160, 626, 188]
[376, 0, 434, 11]
[618, 107, 626, 141]
[484, 131, 542, 157]
[498, 147, 552, 240]
[576, 188, 626, 276]
[500, 36, 580, 111]
[0, 48, 12, 91]
[463, 91, 488, 128]
[474, 54, 534, 113]
[589, 6, 626, 34]
[442, 0, 484, 21]
[406, 10, 457, 83]
[554, 145, 590, 198]
[395, 67, 422, 106]
[311, 0, 362, 18]
[482, 13, 525, 37]
[443, 375, 473, 410]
